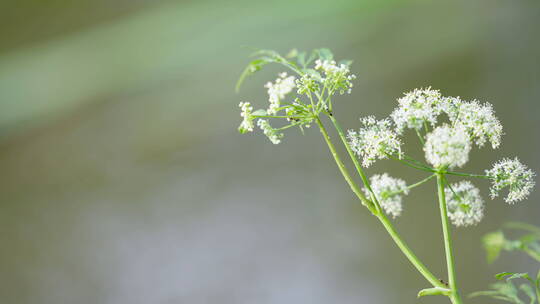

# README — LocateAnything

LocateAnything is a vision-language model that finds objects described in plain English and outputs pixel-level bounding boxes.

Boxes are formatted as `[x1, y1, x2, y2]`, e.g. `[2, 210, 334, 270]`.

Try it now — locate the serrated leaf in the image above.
[519, 284, 536, 304]
[496, 272, 531, 282]
[484, 231, 506, 263]
[297, 52, 306, 68]
[235, 58, 271, 92]
[338, 59, 353, 67]
[505, 222, 540, 235]
[251, 109, 267, 116]
[417, 287, 451, 297]
[316, 48, 334, 61]
[286, 48, 298, 58]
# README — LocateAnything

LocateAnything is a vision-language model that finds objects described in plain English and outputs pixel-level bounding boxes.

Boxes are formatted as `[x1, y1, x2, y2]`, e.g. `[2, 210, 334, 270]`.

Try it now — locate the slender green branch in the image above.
[314, 116, 376, 213]
[253, 115, 304, 119]
[326, 114, 381, 210]
[386, 153, 436, 173]
[445, 171, 490, 179]
[320, 114, 445, 289]
[436, 173, 463, 304]
[415, 128, 425, 145]
[523, 247, 540, 263]
[387, 174, 436, 197]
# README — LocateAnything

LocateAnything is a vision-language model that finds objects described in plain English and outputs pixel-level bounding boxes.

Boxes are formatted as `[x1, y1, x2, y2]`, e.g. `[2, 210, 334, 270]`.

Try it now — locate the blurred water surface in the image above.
[0, 0, 539, 303]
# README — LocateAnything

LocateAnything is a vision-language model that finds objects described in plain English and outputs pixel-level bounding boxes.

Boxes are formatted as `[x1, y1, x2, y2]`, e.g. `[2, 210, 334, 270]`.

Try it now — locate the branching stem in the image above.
[437, 173, 464, 304]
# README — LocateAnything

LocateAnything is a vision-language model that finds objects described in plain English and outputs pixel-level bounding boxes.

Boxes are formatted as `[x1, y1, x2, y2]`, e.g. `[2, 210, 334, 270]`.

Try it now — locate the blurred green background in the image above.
[0, 0, 539, 303]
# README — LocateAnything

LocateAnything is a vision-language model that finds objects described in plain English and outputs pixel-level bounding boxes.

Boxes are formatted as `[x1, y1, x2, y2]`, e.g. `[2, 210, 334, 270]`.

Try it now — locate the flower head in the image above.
[238, 102, 254, 133]
[314, 59, 356, 95]
[445, 181, 484, 227]
[348, 116, 401, 167]
[364, 173, 408, 218]
[265, 72, 296, 115]
[257, 119, 283, 144]
[486, 158, 535, 204]
[442, 98, 503, 148]
[424, 125, 471, 169]
[391, 87, 444, 132]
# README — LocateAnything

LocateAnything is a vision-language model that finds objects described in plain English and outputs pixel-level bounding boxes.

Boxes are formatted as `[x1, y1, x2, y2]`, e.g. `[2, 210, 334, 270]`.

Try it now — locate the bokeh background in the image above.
[1, 0, 539, 303]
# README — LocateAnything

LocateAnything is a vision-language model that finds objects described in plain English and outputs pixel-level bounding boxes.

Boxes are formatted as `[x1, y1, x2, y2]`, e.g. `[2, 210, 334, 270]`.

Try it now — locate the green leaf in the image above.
[417, 287, 451, 298]
[316, 48, 334, 61]
[483, 231, 506, 263]
[338, 59, 353, 67]
[297, 51, 306, 68]
[519, 284, 536, 304]
[496, 272, 531, 282]
[235, 58, 271, 92]
[286, 48, 298, 58]
[251, 109, 267, 116]
[505, 222, 540, 235]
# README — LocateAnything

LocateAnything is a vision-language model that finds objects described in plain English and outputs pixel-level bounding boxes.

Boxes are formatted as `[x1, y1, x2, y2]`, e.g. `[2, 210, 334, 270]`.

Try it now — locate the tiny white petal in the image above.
[424, 125, 471, 169]
[364, 173, 408, 218]
[486, 158, 535, 203]
[445, 181, 484, 227]
[348, 116, 402, 167]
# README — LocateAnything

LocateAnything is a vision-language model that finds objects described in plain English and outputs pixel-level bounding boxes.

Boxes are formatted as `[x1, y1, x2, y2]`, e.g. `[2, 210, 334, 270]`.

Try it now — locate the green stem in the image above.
[318, 115, 445, 289]
[387, 174, 435, 197]
[314, 116, 375, 213]
[444, 171, 489, 179]
[523, 247, 540, 263]
[386, 153, 436, 173]
[436, 173, 463, 304]
[327, 114, 380, 209]
[415, 128, 425, 145]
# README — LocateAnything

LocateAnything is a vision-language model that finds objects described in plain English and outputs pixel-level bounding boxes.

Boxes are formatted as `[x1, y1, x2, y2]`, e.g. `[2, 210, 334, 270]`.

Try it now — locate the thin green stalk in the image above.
[416, 128, 425, 145]
[319, 115, 445, 289]
[523, 247, 540, 263]
[326, 114, 380, 209]
[436, 173, 463, 304]
[445, 171, 490, 179]
[314, 116, 375, 213]
[387, 174, 435, 197]
[386, 153, 436, 173]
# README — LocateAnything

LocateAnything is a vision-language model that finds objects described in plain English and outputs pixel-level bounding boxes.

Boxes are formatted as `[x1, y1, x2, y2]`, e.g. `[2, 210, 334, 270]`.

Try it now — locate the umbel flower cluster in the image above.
[236, 48, 535, 230]
[347, 87, 535, 225]
[236, 48, 537, 304]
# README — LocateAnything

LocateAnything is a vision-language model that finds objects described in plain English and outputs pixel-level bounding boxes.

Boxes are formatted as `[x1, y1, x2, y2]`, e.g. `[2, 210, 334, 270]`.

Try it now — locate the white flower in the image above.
[486, 158, 536, 204]
[391, 87, 444, 132]
[442, 97, 503, 149]
[314, 59, 356, 95]
[238, 102, 254, 133]
[265, 72, 296, 115]
[364, 173, 408, 218]
[424, 125, 471, 169]
[257, 119, 283, 144]
[445, 181, 484, 227]
[347, 116, 402, 167]
[295, 73, 319, 95]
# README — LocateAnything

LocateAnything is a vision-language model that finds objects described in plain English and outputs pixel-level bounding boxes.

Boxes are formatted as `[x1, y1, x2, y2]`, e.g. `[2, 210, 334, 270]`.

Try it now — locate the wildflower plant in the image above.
[235, 47, 536, 304]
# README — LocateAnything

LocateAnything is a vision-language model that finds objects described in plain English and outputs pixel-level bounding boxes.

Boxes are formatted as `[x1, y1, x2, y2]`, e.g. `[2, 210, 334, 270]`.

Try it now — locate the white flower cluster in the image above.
[257, 119, 283, 145]
[238, 102, 254, 133]
[295, 73, 318, 95]
[314, 59, 356, 95]
[486, 158, 536, 204]
[445, 181, 484, 227]
[264, 72, 296, 115]
[424, 125, 471, 169]
[364, 173, 408, 218]
[442, 97, 503, 148]
[347, 116, 402, 167]
[391, 87, 444, 132]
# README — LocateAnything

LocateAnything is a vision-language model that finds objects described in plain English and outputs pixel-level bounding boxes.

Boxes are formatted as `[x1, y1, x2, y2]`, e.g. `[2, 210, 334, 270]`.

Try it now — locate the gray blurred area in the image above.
[0, 0, 539, 303]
